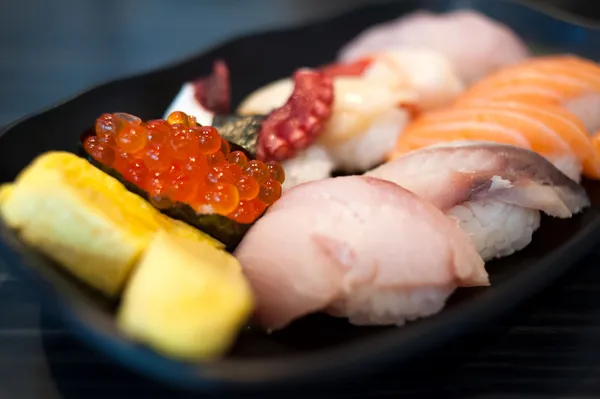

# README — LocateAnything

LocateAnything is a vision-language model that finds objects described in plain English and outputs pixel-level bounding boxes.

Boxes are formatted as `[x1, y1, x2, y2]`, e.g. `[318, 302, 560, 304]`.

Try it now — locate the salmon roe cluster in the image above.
[83, 111, 285, 223]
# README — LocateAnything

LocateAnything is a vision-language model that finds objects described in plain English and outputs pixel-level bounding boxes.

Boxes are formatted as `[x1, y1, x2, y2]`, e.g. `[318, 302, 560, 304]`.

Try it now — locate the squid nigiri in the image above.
[454, 55, 600, 132]
[389, 101, 600, 181]
[338, 10, 531, 84]
[234, 176, 488, 330]
[367, 142, 590, 261]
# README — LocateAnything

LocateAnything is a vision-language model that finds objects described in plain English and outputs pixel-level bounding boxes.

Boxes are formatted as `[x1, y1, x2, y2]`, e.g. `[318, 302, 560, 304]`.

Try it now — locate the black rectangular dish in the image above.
[2, 0, 600, 393]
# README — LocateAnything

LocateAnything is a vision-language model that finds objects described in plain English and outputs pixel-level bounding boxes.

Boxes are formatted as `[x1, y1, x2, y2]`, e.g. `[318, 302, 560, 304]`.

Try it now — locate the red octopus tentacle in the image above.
[257, 69, 334, 162]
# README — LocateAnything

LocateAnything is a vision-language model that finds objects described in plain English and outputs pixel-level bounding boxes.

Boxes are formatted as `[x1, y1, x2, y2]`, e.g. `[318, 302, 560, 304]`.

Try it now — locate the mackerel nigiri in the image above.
[454, 55, 600, 132]
[389, 101, 600, 181]
[234, 176, 488, 330]
[368, 142, 590, 261]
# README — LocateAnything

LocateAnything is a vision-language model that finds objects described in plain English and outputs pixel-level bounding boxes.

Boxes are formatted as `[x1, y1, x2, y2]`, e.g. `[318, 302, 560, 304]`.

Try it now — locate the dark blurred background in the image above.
[0, 0, 598, 129]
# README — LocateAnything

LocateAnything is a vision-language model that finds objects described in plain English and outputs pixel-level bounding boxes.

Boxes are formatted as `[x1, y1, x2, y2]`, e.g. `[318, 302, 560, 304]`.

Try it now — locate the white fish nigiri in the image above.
[338, 10, 530, 84]
[366, 142, 590, 261]
[234, 175, 488, 330]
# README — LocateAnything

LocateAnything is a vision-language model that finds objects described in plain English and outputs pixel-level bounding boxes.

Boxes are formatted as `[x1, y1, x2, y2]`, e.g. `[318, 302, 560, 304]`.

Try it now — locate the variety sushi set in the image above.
[1, 9, 599, 362]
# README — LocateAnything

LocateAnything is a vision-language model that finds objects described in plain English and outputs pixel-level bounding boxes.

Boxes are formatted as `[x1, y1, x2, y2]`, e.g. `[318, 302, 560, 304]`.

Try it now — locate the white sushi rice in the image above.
[282, 108, 408, 190]
[326, 284, 455, 326]
[281, 145, 336, 191]
[163, 83, 215, 125]
[325, 108, 410, 172]
[447, 201, 541, 262]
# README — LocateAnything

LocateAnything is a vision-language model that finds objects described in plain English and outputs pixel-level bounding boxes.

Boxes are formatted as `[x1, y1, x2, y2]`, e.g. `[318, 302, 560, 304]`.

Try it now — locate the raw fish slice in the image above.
[338, 10, 530, 84]
[563, 93, 600, 133]
[359, 49, 465, 110]
[456, 56, 600, 103]
[321, 107, 410, 172]
[481, 101, 599, 175]
[454, 55, 600, 131]
[444, 101, 600, 178]
[390, 102, 600, 181]
[234, 176, 488, 330]
[373, 142, 589, 216]
[367, 142, 590, 260]
[409, 105, 570, 155]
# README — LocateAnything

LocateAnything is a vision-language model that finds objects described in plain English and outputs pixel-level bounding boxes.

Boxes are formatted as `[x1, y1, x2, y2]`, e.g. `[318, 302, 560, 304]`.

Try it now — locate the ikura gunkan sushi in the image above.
[81, 111, 285, 248]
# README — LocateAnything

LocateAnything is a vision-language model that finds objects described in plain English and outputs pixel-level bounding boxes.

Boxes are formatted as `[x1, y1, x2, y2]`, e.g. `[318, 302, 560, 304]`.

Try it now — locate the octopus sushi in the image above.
[237, 49, 463, 189]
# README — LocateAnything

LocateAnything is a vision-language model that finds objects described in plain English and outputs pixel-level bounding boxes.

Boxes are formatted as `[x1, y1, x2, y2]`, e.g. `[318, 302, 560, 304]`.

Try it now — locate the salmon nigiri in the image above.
[389, 101, 600, 181]
[454, 55, 600, 131]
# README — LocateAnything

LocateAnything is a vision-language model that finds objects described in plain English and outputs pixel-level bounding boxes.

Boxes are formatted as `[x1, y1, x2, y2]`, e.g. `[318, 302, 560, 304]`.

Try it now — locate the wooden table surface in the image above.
[2, 1, 600, 398]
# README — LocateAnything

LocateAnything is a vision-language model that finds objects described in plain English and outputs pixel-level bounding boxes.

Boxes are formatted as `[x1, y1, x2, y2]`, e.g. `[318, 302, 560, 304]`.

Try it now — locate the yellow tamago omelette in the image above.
[117, 231, 255, 361]
[0, 151, 223, 297]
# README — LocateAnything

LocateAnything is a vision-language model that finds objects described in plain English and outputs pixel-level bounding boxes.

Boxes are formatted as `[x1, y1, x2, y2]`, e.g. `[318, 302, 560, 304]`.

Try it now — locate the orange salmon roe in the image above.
[167, 111, 190, 126]
[227, 150, 248, 167]
[117, 124, 148, 154]
[258, 178, 282, 205]
[82, 111, 285, 223]
[266, 160, 285, 183]
[243, 160, 269, 184]
[196, 126, 222, 155]
[236, 176, 259, 200]
[207, 151, 226, 166]
[84, 136, 116, 166]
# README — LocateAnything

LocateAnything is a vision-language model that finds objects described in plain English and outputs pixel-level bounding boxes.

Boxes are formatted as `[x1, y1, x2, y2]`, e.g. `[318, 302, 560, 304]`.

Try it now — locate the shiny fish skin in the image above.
[370, 142, 589, 218]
